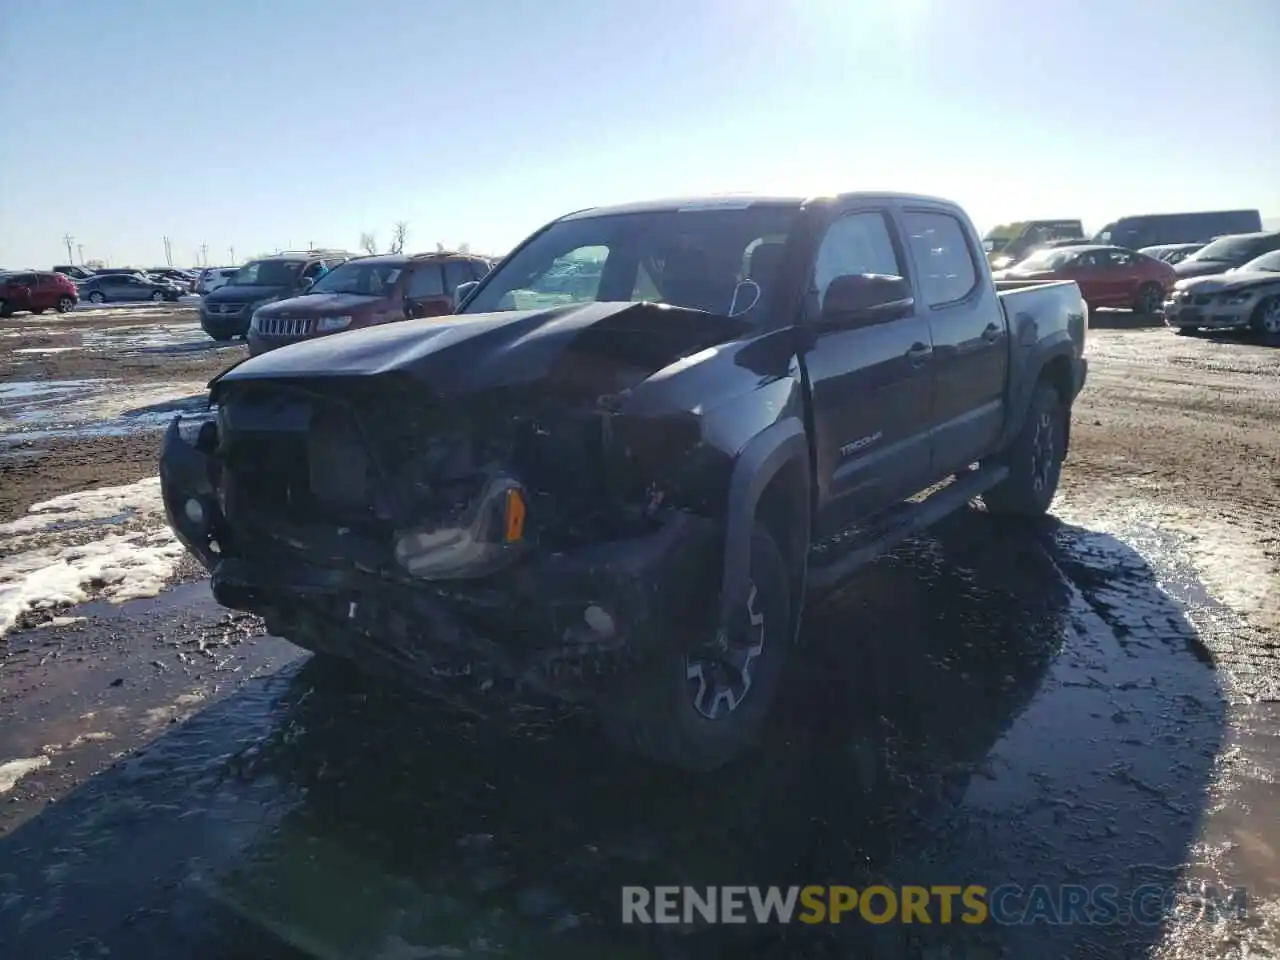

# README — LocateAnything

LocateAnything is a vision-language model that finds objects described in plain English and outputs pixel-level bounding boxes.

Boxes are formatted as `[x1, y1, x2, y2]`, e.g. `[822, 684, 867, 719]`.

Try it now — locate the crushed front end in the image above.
[159, 375, 721, 699]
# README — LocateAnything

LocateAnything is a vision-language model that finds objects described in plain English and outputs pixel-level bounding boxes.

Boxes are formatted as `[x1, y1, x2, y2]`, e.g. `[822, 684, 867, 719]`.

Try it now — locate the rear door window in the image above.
[443, 261, 473, 293]
[406, 264, 445, 299]
[901, 211, 979, 306]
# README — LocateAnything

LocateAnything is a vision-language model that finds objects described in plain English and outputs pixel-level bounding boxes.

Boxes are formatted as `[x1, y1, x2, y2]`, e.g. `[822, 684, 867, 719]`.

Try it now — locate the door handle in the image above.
[906, 342, 932, 365]
[981, 322, 1002, 342]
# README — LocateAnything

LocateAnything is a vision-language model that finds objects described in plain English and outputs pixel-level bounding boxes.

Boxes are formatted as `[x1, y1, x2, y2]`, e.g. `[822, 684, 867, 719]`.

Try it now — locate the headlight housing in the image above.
[317, 315, 353, 332]
[394, 474, 530, 580]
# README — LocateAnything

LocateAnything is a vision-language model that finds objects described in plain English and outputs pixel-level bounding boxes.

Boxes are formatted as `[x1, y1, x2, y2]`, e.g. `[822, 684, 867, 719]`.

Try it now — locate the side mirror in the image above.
[454, 280, 478, 308]
[819, 274, 913, 328]
[299, 276, 315, 291]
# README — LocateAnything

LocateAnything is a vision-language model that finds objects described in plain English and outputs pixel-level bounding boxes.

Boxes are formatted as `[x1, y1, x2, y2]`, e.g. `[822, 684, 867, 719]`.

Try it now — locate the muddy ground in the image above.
[0, 309, 1278, 958]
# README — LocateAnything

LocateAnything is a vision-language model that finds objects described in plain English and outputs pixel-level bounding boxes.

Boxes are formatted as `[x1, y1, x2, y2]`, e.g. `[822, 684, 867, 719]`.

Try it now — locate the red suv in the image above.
[0, 271, 79, 316]
[247, 252, 490, 355]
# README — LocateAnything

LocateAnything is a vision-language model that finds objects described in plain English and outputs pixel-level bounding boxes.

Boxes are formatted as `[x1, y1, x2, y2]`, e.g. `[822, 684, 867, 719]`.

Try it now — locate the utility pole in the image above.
[76, 244, 84, 265]
[199, 242, 208, 267]
[229, 246, 235, 264]
[163, 235, 173, 267]
[62, 233, 75, 263]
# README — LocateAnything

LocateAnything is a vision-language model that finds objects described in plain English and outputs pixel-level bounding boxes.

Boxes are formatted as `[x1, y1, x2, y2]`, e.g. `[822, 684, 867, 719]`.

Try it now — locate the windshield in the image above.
[1185, 235, 1266, 264]
[460, 204, 802, 320]
[1010, 248, 1079, 271]
[309, 260, 403, 296]
[1091, 223, 1116, 244]
[229, 259, 303, 287]
[1235, 250, 1280, 273]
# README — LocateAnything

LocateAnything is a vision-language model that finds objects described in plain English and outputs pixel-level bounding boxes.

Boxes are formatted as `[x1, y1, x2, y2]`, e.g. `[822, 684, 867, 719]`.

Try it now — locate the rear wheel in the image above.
[600, 524, 791, 771]
[984, 382, 1065, 516]
[56, 296, 75, 313]
[150, 290, 165, 302]
[88, 291, 106, 304]
[1133, 282, 1164, 316]
[1250, 296, 1280, 336]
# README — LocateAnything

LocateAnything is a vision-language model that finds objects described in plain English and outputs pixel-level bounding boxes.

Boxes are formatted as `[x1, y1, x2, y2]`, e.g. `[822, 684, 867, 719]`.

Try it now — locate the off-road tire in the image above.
[600, 524, 790, 772]
[984, 382, 1066, 516]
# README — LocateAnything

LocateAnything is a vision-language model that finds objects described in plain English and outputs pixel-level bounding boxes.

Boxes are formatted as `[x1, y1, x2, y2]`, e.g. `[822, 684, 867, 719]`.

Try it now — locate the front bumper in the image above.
[1163, 296, 1253, 330]
[158, 417, 718, 695]
[200, 305, 251, 338]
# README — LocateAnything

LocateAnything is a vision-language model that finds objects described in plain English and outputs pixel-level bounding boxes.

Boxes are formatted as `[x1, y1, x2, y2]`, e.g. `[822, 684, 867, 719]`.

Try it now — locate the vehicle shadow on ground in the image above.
[1087, 309, 1166, 329]
[0, 510, 1226, 959]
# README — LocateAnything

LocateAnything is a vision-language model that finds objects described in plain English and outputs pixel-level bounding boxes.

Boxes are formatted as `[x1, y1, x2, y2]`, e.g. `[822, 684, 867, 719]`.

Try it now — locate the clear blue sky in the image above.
[1, 0, 1276, 268]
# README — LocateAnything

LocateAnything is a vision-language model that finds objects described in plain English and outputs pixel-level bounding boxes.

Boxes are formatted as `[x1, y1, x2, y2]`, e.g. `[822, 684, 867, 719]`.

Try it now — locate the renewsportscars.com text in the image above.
[621, 884, 1248, 926]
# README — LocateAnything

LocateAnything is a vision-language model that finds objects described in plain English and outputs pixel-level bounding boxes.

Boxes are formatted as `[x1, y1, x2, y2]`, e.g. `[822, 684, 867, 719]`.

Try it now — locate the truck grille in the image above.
[211, 302, 247, 316]
[258, 316, 315, 337]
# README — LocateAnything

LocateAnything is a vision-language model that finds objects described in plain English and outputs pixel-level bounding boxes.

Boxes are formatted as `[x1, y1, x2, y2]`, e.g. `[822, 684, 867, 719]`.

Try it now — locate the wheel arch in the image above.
[719, 417, 811, 644]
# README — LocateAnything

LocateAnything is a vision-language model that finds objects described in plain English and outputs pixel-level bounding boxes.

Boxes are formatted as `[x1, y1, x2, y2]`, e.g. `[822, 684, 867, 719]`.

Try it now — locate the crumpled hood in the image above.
[1174, 270, 1280, 294]
[211, 301, 754, 399]
[255, 292, 382, 318]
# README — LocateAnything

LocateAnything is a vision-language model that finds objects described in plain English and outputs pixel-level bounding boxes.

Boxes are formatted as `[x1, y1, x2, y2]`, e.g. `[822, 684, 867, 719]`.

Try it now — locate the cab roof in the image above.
[559, 191, 965, 221]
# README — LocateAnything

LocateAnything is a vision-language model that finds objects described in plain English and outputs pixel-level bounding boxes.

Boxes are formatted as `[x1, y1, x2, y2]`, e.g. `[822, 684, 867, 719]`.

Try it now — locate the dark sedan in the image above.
[1173, 231, 1280, 279]
[79, 272, 183, 304]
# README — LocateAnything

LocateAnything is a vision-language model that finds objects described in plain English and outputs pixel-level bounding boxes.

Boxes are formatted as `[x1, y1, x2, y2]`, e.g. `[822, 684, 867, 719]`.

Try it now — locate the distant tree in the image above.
[458, 241, 471, 254]
[389, 221, 409, 255]
[359, 232, 378, 255]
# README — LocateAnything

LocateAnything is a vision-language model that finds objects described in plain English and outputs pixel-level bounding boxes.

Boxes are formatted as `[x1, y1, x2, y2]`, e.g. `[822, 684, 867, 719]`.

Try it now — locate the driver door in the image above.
[804, 205, 935, 536]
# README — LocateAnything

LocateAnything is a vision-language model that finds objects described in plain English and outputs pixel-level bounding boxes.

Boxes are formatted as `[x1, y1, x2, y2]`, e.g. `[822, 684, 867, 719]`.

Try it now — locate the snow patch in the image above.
[1054, 493, 1275, 621]
[0, 478, 184, 636]
[0, 756, 50, 793]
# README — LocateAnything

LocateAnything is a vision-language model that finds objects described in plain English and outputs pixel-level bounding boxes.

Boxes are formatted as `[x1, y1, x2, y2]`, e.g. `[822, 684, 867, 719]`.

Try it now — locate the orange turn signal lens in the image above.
[504, 488, 526, 543]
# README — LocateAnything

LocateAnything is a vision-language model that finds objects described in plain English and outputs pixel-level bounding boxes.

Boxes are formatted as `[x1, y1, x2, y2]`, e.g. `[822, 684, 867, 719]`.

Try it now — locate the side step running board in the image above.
[806, 465, 1009, 591]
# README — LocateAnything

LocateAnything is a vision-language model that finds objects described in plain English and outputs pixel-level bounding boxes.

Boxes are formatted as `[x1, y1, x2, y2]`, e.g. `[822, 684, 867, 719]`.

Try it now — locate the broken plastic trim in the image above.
[393, 474, 530, 580]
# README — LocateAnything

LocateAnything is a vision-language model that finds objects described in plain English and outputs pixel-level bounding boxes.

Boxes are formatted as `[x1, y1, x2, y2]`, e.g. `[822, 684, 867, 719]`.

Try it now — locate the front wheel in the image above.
[1133, 282, 1164, 316]
[984, 382, 1065, 516]
[57, 296, 75, 313]
[1250, 296, 1280, 337]
[600, 524, 791, 771]
[88, 291, 106, 304]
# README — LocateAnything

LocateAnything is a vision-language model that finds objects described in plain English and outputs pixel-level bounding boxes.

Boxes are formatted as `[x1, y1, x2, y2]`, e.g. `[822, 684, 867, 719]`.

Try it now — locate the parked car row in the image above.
[197, 249, 491, 352]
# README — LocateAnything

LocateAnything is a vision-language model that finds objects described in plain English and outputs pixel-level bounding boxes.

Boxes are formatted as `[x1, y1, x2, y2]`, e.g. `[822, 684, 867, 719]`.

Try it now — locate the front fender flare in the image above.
[718, 417, 810, 632]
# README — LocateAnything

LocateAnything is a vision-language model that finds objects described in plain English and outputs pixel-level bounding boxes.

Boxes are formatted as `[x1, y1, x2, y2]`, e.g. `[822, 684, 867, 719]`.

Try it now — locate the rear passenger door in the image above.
[404, 263, 449, 318]
[804, 205, 935, 536]
[443, 261, 474, 310]
[900, 207, 1008, 474]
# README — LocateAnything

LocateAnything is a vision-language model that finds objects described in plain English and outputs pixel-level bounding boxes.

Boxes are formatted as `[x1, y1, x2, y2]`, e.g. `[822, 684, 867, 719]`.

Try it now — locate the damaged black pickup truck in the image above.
[160, 193, 1088, 771]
